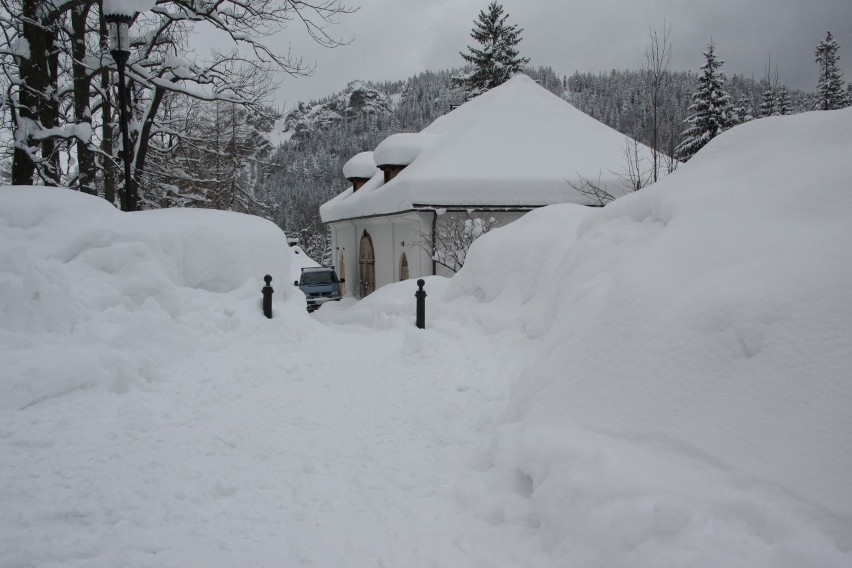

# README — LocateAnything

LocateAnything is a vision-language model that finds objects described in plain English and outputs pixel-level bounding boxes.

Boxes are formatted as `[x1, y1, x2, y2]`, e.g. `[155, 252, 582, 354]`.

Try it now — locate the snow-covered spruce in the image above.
[675, 40, 735, 161]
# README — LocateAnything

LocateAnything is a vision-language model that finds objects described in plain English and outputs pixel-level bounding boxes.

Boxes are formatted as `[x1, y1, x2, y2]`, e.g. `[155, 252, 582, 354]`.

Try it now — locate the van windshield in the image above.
[301, 271, 337, 285]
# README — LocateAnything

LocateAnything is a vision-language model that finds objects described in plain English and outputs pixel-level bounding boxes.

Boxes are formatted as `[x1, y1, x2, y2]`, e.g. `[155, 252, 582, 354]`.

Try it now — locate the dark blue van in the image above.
[295, 267, 342, 312]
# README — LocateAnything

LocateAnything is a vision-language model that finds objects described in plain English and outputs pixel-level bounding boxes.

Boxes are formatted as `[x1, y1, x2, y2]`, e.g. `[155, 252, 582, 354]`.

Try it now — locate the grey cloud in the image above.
[217, 0, 852, 105]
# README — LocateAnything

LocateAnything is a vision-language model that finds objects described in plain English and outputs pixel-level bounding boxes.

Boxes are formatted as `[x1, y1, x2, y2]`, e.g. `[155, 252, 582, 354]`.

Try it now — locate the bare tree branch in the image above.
[644, 21, 672, 184]
[414, 212, 497, 273]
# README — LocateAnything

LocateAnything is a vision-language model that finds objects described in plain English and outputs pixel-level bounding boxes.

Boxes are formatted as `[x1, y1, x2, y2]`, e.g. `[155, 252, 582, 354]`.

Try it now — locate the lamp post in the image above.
[104, 9, 136, 211]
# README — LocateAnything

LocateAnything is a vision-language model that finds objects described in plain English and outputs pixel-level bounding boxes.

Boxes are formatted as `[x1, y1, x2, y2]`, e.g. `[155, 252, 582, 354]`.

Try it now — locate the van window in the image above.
[301, 271, 338, 285]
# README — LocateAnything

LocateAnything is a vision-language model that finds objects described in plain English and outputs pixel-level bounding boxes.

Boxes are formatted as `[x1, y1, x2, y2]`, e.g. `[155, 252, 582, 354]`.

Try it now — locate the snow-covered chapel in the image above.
[320, 74, 654, 297]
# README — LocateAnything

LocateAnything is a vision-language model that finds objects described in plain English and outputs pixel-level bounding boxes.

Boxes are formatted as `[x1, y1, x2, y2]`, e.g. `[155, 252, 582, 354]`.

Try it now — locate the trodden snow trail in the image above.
[0, 303, 550, 567]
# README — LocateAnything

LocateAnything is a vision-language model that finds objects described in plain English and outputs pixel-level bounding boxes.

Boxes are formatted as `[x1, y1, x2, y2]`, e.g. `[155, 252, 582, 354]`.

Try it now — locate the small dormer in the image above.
[342, 151, 378, 192]
[373, 133, 437, 184]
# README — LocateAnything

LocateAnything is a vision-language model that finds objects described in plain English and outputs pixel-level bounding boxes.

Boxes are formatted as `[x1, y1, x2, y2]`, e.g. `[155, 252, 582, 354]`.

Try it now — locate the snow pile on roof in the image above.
[321, 75, 654, 222]
[440, 108, 852, 564]
[0, 187, 302, 411]
[342, 151, 378, 180]
[102, 0, 155, 17]
[373, 133, 438, 167]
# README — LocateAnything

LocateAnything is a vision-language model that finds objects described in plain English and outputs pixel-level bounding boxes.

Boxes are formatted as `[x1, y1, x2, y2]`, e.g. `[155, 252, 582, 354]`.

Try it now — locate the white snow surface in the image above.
[0, 187, 293, 411]
[267, 116, 295, 147]
[372, 132, 438, 167]
[2, 108, 852, 567]
[321, 75, 655, 222]
[102, 0, 155, 17]
[342, 151, 378, 180]
[446, 108, 852, 565]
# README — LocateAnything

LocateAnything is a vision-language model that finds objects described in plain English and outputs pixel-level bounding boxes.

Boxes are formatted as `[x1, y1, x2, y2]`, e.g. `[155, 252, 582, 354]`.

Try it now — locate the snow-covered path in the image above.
[1, 299, 544, 567]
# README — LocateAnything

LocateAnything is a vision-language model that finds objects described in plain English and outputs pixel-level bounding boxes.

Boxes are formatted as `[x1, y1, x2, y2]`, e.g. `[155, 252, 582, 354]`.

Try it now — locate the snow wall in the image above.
[445, 108, 852, 564]
[0, 187, 303, 411]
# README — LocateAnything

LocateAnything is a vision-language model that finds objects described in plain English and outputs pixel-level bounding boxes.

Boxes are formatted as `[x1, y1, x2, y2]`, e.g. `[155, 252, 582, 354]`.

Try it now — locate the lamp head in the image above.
[103, 11, 134, 52]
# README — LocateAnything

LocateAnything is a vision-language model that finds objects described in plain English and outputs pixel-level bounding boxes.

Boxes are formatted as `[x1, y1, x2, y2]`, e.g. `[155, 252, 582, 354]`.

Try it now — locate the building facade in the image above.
[320, 75, 655, 298]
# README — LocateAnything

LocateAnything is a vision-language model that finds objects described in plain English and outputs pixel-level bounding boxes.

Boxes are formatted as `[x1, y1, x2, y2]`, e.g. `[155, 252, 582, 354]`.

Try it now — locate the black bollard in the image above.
[415, 278, 426, 329]
[262, 275, 274, 319]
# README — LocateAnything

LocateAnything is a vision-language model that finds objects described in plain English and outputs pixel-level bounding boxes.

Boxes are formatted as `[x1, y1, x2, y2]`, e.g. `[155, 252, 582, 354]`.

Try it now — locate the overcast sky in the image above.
[205, 0, 852, 108]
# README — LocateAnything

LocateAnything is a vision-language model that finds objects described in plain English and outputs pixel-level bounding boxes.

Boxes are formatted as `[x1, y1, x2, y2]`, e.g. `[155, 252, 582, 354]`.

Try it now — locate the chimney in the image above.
[342, 151, 378, 193]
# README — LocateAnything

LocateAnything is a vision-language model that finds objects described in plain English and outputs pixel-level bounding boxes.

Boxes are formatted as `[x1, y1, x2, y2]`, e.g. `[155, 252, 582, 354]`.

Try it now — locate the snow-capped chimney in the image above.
[373, 133, 437, 184]
[342, 152, 378, 192]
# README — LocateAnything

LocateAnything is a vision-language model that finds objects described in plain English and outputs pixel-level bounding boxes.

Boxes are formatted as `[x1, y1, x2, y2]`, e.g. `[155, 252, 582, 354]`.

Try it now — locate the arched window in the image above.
[338, 252, 347, 297]
[399, 252, 409, 281]
[358, 231, 375, 297]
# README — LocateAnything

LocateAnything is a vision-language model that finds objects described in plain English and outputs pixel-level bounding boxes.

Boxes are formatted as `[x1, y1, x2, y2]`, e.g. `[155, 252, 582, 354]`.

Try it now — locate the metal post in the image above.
[415, 278, 426, 329]
[112, 48, 135, 212]
[262, 275, 274, 319]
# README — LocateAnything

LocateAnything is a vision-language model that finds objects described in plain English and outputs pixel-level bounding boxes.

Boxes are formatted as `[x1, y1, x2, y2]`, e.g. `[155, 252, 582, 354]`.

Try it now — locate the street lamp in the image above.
[104, 7, 136, 211]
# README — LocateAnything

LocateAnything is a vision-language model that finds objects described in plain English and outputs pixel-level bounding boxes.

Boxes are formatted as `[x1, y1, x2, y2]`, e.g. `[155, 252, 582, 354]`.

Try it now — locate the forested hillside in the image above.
[261, 66, 811, 261]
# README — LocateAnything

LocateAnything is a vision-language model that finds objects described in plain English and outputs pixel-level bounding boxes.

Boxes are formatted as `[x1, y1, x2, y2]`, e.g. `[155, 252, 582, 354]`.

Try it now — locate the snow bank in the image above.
[449, 203, 592, 334]
[446, 109, 852, 564]
[0, 187, 301, 410]
[315, 275, 451, 329]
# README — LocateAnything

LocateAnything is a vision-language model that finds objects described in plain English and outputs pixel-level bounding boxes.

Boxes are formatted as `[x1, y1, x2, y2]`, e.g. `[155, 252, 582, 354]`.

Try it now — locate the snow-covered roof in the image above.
[342, 152, 378, 180]
[321, 75, 654, 223]
[373, 133, 438, 167]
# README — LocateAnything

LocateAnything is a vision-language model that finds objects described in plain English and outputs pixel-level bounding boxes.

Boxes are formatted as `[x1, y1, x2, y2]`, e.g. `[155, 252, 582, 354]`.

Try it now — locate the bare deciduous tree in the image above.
[567, 171, 615, 208]
[0, 0, 356, 211]
[568, 138, 653, 207]
[644, 22, 672, 183]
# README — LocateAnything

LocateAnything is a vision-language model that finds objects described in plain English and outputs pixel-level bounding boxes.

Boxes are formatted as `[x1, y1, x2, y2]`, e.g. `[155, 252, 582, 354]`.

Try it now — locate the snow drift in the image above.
[0, 187, 300, 411]
[446, 108, 852, 564]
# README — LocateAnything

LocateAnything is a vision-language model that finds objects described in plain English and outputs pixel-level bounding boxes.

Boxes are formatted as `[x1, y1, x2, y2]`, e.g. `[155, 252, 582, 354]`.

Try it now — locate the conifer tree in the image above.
[458, 2, 529, 98]
[760, 82, 777, 117]
[675, 41, 734, 162]
[733, 95, 754, 124]
[776, 86, 792, 115]
[815, 31, 845, 110]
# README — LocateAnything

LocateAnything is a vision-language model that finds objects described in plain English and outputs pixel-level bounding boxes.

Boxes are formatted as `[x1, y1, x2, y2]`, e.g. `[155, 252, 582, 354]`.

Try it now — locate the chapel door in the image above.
[359, 231, 375, 297]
